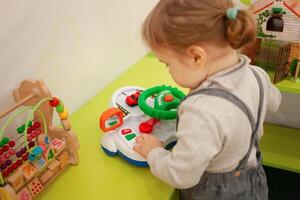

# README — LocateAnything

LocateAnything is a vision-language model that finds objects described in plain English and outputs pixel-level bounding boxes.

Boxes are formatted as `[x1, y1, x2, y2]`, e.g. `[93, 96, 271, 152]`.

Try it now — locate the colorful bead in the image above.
[8, 141, 15, 148]
[12, 163, 18, 170]
[17, 127, 24, 134]
[3, 145, 9, 152]
[49, 97, 60, 107]
[16, 159, 23, 166]
[2, 137, 9, 144]
[21, 147, 27, 154]
[16, 151, 22, 158]
[22, 154, 28, 161]
[33, 121, 41, 129]
[0, 142, 4, 148]
[27, 135, 32, 141]
[0, 149, 3, 156]
[31, 132, 37, 138]
[58, 109, 69, 120]
[4, 153, 10, 159]
[27, 127, 34, 134]
[7, 166, 14, 173]
[29, 141, 35, 148]
[1, 163, 7, 170]
[2, 170, 8, 177]
[21, 147, 27, 155]
[56, 104, 64, 113]
[0, 157, 5, 163]
[5, 160, 12, 166]
[9, 149, 15, 156]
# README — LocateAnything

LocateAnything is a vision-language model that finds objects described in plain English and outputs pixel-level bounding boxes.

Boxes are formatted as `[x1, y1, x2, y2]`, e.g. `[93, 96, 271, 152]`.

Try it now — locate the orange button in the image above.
[164, 94, 174, 102]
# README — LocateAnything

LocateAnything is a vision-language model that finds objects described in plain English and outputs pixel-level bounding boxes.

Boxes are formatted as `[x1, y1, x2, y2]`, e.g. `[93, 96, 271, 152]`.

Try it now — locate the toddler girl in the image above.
[134, 0, 281, 199]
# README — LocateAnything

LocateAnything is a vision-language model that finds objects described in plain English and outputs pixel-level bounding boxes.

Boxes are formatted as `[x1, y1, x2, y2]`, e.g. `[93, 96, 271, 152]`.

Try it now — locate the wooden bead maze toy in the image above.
[0, 79, 79, 200]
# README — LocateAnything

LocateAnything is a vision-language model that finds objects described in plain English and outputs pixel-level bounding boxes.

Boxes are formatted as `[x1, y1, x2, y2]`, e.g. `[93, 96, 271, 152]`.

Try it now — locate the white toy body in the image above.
[100, 86, 177, 167]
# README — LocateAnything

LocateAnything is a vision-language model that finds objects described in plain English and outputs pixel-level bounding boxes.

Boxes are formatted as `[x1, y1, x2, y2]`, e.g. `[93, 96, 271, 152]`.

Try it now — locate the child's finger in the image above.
[133, 143, 142, 152]
[141, 134, 149, 139]
[135, 135, 144, 143]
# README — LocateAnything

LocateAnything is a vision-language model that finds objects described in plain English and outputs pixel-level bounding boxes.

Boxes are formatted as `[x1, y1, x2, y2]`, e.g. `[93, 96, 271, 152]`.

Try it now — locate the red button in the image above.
[139, 118, 159, 134]
[121, 129, 132, 135]
[139, 123, 153, 134]
[164, 94, 174, 102]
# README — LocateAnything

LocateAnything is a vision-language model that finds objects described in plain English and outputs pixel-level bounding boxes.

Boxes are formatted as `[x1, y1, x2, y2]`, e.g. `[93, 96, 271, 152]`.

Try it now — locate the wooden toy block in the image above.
[56, 151, 70, 169]
[17, 187, 32, 200]
[31, 157, 47, 171]
[27, 178, 43, 197]
[38, 170, 54, 185]
[37, 134, 50, 146]
[47, 159, 60, 174]
[50, 138, 66, 154]
[20, 163, 37, 181]
[61, 119, 72, 131]
[43, 148, 55, 162]
[7, 170, 25, 191]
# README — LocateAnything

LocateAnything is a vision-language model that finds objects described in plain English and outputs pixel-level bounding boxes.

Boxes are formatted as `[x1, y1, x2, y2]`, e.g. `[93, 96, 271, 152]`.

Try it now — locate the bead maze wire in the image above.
[23, 97, 52, 151]
[0, 97, 52, 185]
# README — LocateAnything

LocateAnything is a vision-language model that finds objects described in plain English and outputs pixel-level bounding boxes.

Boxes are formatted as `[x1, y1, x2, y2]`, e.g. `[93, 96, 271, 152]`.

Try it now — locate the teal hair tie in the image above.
[226, 6, 239, 20]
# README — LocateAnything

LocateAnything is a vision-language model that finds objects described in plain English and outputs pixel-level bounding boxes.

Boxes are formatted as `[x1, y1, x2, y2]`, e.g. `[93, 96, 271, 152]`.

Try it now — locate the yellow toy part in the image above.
[58, 109, 69, 120]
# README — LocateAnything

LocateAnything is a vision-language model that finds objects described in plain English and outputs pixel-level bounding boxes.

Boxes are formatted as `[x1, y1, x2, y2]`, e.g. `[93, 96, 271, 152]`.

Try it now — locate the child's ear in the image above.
[186, 45, 208, 69]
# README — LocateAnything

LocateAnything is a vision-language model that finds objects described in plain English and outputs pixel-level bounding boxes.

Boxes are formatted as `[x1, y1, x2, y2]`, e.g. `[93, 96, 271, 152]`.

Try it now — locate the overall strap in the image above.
[237, 69, 264, 169]
[176, 68, 264, 169]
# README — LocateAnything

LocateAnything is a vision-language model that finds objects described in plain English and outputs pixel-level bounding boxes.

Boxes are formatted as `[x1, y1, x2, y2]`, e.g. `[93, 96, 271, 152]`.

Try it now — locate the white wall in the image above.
[0, 0, 157, 115]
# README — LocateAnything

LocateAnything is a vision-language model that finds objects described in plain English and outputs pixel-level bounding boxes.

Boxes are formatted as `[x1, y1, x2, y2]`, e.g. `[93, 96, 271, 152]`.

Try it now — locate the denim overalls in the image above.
[177, 69, 269, 200]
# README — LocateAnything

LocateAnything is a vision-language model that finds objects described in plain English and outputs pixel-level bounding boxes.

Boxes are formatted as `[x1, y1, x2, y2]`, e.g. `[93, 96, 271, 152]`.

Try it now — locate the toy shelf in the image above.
[261, 123, 300, 173]
[264, 68, 300, 94]
[275, 79, 300, 94]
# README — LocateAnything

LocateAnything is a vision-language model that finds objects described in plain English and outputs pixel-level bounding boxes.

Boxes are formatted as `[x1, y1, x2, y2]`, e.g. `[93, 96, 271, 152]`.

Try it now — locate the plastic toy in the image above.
[125, 91, 141, 107]
[100, 108, 124, 132]
[99, 86, 185, 167]
[0, 79, 79, 200]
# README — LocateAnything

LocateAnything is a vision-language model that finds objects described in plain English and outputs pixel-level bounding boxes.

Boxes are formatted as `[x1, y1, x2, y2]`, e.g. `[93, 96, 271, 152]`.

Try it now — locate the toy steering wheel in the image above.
[138, 85, 186, 120]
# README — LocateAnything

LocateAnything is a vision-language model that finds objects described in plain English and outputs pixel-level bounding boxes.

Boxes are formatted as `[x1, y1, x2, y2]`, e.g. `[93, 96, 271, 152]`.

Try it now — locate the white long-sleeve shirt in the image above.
[147, 55, 281, 189]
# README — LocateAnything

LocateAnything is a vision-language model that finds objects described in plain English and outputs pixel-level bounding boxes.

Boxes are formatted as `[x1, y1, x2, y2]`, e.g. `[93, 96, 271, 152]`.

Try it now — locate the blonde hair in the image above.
[142, 0, 256, 51]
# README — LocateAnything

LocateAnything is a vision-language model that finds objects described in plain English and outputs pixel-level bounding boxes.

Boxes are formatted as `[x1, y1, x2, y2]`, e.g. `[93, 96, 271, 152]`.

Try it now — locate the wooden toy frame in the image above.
[0, 79, 79, 200]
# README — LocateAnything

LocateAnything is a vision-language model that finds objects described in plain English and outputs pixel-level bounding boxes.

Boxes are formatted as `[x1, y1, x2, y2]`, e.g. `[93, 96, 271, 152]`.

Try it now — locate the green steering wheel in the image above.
[138, 85, 186, 120]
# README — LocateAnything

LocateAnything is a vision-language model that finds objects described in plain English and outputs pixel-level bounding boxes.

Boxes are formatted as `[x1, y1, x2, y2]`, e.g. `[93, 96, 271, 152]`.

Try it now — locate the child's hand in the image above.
[133, 134, 163, 159]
